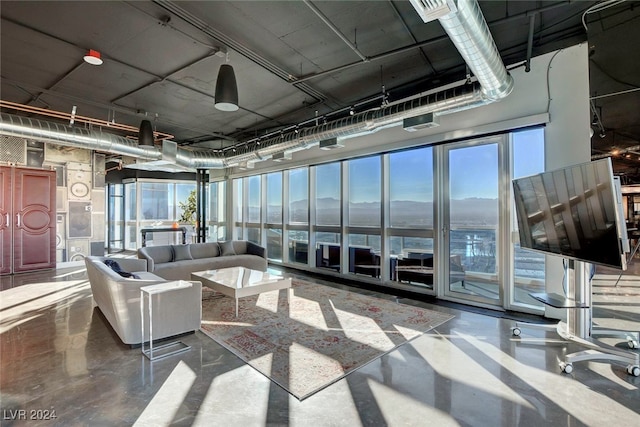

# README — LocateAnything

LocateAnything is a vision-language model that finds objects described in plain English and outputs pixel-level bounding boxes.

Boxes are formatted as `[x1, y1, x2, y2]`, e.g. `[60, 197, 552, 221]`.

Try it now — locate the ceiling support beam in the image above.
[28, 62, 85, 107]
[294, 1, 578, 85]
[153, 0, 329, 104]
[110, 51, 220, 104]
[303, 0, 367, 62]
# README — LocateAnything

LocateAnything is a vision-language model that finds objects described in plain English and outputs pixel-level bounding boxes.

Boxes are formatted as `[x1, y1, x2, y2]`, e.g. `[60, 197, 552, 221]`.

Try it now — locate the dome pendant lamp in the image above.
[214, 58, 239, 112]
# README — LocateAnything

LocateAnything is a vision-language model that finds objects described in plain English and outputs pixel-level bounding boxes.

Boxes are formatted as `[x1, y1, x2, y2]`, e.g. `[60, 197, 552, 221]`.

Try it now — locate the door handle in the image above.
[4, 213, 8, 227]
[16, 213, 21, 227]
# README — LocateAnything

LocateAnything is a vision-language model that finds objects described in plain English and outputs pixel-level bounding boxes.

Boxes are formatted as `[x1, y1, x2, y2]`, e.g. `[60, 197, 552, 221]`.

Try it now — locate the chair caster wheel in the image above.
[560, 362, 573, 374]
[626, 365, 640, 376]
[511, 327, 521, 337]
[628, 339, 639, 349]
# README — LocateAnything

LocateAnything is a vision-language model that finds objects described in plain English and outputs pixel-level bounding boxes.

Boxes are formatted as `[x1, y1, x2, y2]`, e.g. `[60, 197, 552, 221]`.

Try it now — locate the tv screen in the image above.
[513, 158, 628, 270]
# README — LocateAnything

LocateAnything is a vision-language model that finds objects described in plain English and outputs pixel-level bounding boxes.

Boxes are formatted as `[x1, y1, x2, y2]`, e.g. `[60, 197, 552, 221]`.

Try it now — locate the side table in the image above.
[140, 281, 193, 361]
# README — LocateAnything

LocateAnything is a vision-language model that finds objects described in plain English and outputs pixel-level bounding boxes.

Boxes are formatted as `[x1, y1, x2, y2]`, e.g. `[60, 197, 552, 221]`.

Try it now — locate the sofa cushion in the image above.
[173, 244, 193, 261]
[141, 245, 174, 263]
[219, 240, 237, 256]
[210, 254, 267, 271]
[190, 242, 220, 259]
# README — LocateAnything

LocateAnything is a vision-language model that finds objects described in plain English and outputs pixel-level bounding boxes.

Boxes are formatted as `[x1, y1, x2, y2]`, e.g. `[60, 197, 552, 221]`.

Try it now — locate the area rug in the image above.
[200, 280, 454, 400]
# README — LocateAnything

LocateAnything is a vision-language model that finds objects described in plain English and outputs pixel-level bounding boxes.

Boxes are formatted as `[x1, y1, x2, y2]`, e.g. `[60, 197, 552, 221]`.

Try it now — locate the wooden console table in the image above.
[140, 226, 187, 247]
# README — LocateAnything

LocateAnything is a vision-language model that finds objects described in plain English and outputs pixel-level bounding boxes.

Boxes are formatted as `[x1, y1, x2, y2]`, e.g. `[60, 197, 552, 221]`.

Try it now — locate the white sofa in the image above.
[84, 256, 202, 345]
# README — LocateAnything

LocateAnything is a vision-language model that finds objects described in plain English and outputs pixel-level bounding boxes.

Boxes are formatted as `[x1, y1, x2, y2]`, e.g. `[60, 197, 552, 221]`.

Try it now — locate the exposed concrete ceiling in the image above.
[1, 1, 638, 180]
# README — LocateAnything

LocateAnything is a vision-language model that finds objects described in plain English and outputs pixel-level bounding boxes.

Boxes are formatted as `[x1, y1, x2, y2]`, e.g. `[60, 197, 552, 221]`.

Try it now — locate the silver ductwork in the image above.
[438, 0, 514, 100]
[0, 112, 227, 170]
[227, 83, 487, 162]
[0, 113, 162, 160]
[224, 0, 513, 167]
[0, 0, 512, 171]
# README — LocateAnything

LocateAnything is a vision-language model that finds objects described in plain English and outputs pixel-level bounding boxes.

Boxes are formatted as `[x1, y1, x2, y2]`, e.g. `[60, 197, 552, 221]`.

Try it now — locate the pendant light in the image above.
[214, 53, 239, 112]
[138, 119, 154, 146]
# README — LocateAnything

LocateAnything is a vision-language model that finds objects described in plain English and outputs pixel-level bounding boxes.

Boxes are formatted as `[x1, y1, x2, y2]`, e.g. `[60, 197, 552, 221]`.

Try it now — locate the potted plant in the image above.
[178, 189, 197, 241]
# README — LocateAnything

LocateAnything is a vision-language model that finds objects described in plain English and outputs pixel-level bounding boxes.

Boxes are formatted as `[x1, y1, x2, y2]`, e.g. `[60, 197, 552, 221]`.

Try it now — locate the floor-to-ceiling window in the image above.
[233, 178, 243, 240]
[107, 183, 124, 253]
[315, 163, 342, 271]
[222, 125, 546, 313]
[209, 180, 226, 241]
[288, 168, 309, 266]
[388, 147, 435, 289]
[266, 172, 283, 261]
[511, 127, 546, 310]
[119, 179, 197, 248]
[124, 181, 137, 250]
[346, 156, 382, 278]
[246, 175, 261, 244]
[443, 139, 502, 305]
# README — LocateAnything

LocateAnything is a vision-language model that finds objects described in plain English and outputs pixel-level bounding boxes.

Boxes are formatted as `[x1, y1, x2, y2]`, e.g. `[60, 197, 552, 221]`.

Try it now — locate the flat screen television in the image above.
[513, 158, 628, 270]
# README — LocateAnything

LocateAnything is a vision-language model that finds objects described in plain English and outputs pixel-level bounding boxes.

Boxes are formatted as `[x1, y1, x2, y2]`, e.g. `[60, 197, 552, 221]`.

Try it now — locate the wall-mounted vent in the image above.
[272, 151, 292, 162]
[403, 113, 440, 132]
[0, 136, 27, 165]
[319, 138, 344, 150]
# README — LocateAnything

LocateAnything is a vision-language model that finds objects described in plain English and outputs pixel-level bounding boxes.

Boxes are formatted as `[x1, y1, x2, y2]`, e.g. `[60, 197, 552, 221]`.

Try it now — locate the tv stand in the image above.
[511, 261, 640, 377]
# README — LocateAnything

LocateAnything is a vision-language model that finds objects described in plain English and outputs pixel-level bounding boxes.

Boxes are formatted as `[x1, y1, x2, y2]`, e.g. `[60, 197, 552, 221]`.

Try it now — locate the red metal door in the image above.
[12, 168, 56, 273]
[0, 167, 12, 275]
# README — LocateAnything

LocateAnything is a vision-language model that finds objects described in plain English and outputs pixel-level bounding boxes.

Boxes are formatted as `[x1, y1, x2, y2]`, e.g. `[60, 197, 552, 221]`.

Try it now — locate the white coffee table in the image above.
[191, 267, 292, 316]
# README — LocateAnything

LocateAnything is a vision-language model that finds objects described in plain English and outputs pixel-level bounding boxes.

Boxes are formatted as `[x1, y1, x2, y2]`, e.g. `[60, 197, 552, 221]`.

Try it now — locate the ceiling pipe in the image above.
[438, 0, 513, 101]
[0, 112, 161, 160]
[224, 0, 513, 167]
[0, 0, 512, 171]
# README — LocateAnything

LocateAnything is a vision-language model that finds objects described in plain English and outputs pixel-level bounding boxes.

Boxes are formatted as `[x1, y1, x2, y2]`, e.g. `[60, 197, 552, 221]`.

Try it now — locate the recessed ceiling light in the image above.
[83, 49, 103, 66]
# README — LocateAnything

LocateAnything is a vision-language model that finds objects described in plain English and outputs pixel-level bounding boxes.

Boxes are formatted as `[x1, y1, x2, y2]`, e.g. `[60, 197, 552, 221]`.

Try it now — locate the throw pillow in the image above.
[219, 240, 236, 256]
[104, 259, 140, 279]
[173, 244, 193, 261]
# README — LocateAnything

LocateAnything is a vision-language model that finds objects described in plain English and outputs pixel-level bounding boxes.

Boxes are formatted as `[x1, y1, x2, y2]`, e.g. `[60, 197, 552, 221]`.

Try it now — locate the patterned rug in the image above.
[200, 280, 454, 400]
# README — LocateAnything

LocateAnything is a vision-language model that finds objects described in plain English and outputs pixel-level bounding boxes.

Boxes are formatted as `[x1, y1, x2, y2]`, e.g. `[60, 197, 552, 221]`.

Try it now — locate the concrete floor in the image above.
[0, 263, 639, 426]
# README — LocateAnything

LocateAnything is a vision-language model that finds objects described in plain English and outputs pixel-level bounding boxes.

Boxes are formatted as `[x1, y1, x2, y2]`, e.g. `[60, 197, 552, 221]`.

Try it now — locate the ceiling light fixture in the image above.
[83, 49, 103, 66]
[214, 53, 239, 112]
[138, 120, 154, 146]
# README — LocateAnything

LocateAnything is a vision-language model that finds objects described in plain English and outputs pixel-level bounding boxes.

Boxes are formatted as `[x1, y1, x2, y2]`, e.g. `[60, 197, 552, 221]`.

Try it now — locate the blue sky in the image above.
[262, 127, 544, 205]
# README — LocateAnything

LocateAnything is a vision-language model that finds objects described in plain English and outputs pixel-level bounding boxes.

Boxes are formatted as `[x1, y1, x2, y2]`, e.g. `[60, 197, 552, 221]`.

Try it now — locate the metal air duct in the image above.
[223, 82, 488, 167]
[437, 0, 514, 100]
[0, 113, 161, 160]
[0, 0, 512, 171]
[223, 0, 514, 166]
[0, 113, 227, 170]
